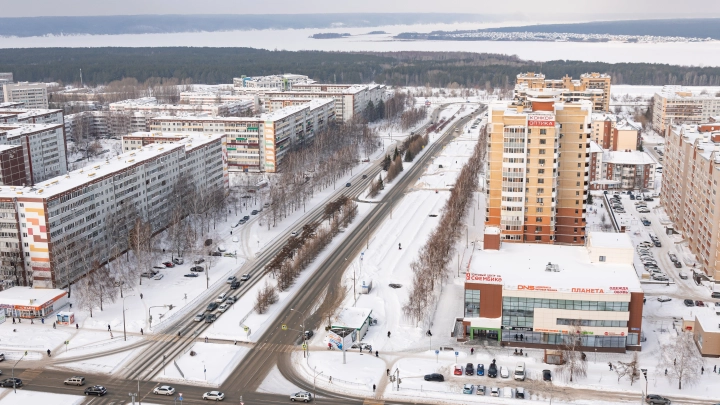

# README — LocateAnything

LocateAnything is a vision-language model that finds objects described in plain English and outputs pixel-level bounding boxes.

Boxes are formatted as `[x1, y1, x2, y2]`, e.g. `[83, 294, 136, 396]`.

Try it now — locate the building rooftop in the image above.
[0, 286, 67, 307]
[695, 307, 720, 333]
[468, 242, 643, 293]
[589, 141, 603, 153]
[0, 123, 63, 138]
[334, 307, 373, 329]
[616, 119, 641, 131]
[0, 133, 224, 199]
[603, 150, 656, 165]
[587, 231, 633, 250]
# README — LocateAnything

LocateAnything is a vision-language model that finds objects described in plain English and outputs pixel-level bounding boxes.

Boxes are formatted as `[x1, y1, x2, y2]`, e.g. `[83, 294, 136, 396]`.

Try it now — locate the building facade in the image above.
[591, 113, 641, 151]
[653, 86, 720, 133]
[661, 124, 720, 279]
[462, 231, 644, 352]
[0, 133, 227, 288]
[0, 123, 68, 185]
[588, 142, 656, 190]
[2, 83, 48, 109]
[265, 84, 386, 122]
[515, 72, 611, 112]
[233, 74, 312, 90]
[485, 97, 591, 245]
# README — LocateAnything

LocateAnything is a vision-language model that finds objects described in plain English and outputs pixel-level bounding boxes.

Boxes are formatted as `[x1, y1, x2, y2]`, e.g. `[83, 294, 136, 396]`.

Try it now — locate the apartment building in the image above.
[64, 111, 109, 141]
[486, 94, 592, 245]
[149, 98, 335, 173]
[661, 124, 720, 279]
[0, 133, 227, 288]
[515, 72, 611, 112]
[122, 132, 189, 151]
[265, 84, 386, 122]
[179, 91, 259, 112]
[233, 74, 312, 90]
[2, 83, 48, 109]
[591, 113, 641, 151]
[0, 108, 63, 125]
[653, 86, 720, 133]
[0, 123, 68, 185]
[588, 142, 656, 190]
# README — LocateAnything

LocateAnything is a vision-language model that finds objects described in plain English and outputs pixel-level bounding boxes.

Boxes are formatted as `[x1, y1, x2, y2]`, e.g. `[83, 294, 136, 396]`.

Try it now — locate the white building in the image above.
[653, 86, 720, 133]
[0, 133, 227, 288]
[0, 108, 63, 125]
[588, 141, 656, 191]
[0, 123, 68, 185]
[233, 74, 312, 90]
[265, 84, 387, 122]
[179, 91, 259, 112]
[2, 83, 48, 109]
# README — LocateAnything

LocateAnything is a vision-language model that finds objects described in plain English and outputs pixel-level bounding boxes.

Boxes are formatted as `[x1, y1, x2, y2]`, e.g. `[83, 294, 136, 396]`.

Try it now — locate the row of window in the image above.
[556, 318, 628, 328]
[503, 297, 629, 312]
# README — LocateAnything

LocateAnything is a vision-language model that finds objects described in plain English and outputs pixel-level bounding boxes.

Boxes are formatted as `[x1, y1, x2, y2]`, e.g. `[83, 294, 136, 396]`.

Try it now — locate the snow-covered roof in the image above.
[485, 226, 501, 235]
[0, 123, 63, 138]
[616, 119, 641, 131]
[603, 151, 655, 165]
[695, 307, 720, 333]
[334, 307, 373, 329]
[587, 231, 633, 250]
[467, 317, 502, 329]
[589, 141, 603, 153]
[591, 112, 616, 122]
[0, 286, 67, 308]
[468, 242, 643, 294]
[0, 133, 224, 199]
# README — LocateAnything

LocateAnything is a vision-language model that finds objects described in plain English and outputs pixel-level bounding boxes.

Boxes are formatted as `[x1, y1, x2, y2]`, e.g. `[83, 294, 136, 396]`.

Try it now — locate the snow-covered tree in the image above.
[556, 323, 587, 383]
[659, 332, 704, 390]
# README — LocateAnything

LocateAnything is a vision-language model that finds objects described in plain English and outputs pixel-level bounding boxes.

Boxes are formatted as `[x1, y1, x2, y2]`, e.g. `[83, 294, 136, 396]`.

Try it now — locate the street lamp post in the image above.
[313, 366, 323, 400]
[12, 351, 26, 393]
[291, 308, 307, 358]
[123, 295, 135, 341]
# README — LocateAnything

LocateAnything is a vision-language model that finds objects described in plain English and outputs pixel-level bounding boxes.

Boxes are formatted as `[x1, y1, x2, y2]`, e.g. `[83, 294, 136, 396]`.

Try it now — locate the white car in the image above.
[500, 366, 509, 378]
[290, 391, 313, 402]
[153, 385, 175, 395]
[490, 387, 500, 397]
[203, 391, 224, 401]
[240, 273, 250, 281]
[218, 303, 229, 313]
[232, 236, 239, 243]
[153, 273, 164, 280]
[217, 245, 226, 252]
[216, 293, 227, 303]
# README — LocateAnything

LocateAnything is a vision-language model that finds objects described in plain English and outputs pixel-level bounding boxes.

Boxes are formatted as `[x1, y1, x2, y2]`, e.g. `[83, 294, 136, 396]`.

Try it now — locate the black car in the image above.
[0, 378, 22, 387]
[84, 385, 107, 396]
[304, 330, 314, 340]
[423, 373, 444, 382]
[645, 394, 671, 404]
[190, 266, 204, 272]
[465, 362, 474, 375]
[684, 299, 695, 307]
[251, 210, 258, 215]
[205, 314, 217, 323]
[243, 215, 250, 221]
[184, 273, 199, 278]
[542, 369, 552, 381]
[712, 291, 720, 299]
[488, 362, 498, 378]
[230, 281, 241, 289]
[206, 303, 218, 312]
[209, 252, 222, 257]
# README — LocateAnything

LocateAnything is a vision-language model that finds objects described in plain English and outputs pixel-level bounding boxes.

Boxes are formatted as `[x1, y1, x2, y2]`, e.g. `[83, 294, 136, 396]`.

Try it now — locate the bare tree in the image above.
[556, 323, 588, 383]
[615, 351, 641, 385]
[128, 216, 153, 286]
[659, 332, 704, 390]
[74, 275, 100, 317]
[254, 281, 279, 314]
[90, 264, 118, 311]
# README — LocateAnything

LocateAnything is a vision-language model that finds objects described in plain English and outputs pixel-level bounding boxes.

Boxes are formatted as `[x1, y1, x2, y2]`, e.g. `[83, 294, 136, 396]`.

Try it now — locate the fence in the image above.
[173, 360, 185, 379]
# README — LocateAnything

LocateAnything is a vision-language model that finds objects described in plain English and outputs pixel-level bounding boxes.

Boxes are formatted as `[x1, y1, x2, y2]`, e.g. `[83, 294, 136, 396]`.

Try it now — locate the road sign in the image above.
[454, 351, 458, 356]
[243, 326, 249, 332]
[302, 344, 307, 350]
[435, 350, 439, 354]
[281, 324, 287, 330]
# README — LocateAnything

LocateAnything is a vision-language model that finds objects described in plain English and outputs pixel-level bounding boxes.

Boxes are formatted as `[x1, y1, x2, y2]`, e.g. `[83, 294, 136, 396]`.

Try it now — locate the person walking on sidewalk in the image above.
[373, 384, 376, 392]
[140, 328, 143, 335]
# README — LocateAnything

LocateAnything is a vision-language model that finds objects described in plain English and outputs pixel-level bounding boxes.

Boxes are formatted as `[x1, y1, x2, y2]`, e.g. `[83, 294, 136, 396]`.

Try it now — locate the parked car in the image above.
[465, 363, 475, 375]
[673, 261, 682, 268]
[516, 387, 526, 399]
[652, 274, 668, 281]
[500, 366, 509, 378]
[289, 391, 313, 402]
[230, 281, 240, 289]
[476, 384, 486, 395]
[205, 314, 217, 323]
[190, 266, 204, 272]
[657, 297, 672, 303]
[173, 257, 184, 265]
[638, 242, 654, 248]
[193, 313, 206, 322]
[83, 385, 107, 396]
[163, 262, 174, 267]
[462, 384, 474, 394]
[240, 273, 250, 281]
[203, 391, 225, 401]
[684, 299, 695, 307]
[251, 210, 258, 215]
[490, 386, 500, 397]
[206, 303, 218, 312]
[453, 365, 463, 375]
[209, 251, 222, 257]
[645, 394, 671, 404]
[232, 236, 239, 243]
[217, 245, 226, 252]
[542, 369, 552, 381]
[227, 276, 237, 284]
[679, 272, 688, 280]
[477, 364, 484, 376]
[193, 258, 205, 265]
[668, 253, 678, 262]
[243, 215, 250, 221]
[488, 362, 498, 378]
[153, 273, 164, 280]
[711, 292, 720, 299]
[424, 373, 444, 382]
[695, 300, 705, 307]
[514, 362, 525, 381]
[64, 376, 85, 386]
[153, 385, 175, 395]
[184, 273, 199, 278]
[641, 217, 651, 226]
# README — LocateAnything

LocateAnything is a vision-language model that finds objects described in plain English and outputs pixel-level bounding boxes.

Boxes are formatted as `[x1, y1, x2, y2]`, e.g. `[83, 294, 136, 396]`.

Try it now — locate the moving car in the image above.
[290, 391, 313, 402]
[645, 394, 671, 404]
[205, 314, 217, 323]
[240, 273, 250, 281]
[476, 364, 484, 376]
[185, 273, 199, 277]
[500, 366, 509, 378]
[346, 182, 351, 187]
[84, 385, 107, 396]
[63, 376, 85, 386]
[226, 296, 236, 305]
[153, 385, 175, 395]
[203, 391, 225, 401]
[465, 363, 474, 375]
[216, 293, 227, 303]
[193, 313, 206, 322]
[230, 281, 240, 289]
[218, 304, 229, 313]
[453, 365, 463, 375]
[206, 303, 218, 312]
[227, 276, 237, 284]
[462, 384, 474, 394]
[303, 330, 314, 340]
[423, 373, 444, 382]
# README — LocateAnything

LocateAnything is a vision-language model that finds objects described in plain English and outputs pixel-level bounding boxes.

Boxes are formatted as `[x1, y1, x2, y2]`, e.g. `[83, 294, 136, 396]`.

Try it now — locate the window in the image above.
[540, 139, 547, 144]
[464, 289, 480, 317]
[536, 226, 542, 232]
[536, 207, 543, 213]
[535, 236, 542, 241]
[539, 159, 546, 165]
[540, 129, 547, 135]
[539, 149, 546, 154]
[599, 256, 606, 262]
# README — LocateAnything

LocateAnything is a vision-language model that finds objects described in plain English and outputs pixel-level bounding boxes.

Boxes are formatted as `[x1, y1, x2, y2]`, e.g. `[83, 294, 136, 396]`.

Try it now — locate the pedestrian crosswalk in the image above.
[144, 333, 178, 342]
[17, 368, 43, 382]
[363, 400, 384, 405]
[254, 342, 298, 353]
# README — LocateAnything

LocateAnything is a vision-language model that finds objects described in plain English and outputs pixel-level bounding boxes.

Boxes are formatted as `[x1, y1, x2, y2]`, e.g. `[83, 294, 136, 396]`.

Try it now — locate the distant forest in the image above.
[476, 18, 720, 40]
[3, 48, 720, 88]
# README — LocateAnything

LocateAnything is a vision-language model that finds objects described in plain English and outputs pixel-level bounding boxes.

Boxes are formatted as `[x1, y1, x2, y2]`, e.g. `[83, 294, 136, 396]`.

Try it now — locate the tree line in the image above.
[4, 48, 720, 88]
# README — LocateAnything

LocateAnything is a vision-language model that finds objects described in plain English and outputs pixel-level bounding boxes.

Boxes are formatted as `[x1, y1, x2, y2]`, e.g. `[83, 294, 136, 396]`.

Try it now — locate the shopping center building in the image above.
[461, 231, 644, 352]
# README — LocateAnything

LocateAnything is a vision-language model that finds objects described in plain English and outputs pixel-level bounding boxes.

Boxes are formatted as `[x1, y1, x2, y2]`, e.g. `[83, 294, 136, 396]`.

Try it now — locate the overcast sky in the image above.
[2, 0, 717, 18]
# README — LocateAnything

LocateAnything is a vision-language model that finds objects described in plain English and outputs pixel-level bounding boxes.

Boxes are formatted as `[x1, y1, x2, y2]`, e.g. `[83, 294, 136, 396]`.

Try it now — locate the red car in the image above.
[695, 300, 705, 307]
[163, 262, 174, 268]
[453, 365, 464, 375]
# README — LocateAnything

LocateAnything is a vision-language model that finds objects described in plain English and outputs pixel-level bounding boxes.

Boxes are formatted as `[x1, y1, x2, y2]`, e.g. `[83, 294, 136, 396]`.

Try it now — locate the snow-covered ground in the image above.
[158, 342, 249, 387]
[0, 389, 84, 405]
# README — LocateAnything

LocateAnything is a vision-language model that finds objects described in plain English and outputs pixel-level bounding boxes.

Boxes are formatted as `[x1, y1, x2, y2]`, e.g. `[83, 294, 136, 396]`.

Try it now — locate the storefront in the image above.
[461, 233, 644, 352]
[0, 287, 68, 319]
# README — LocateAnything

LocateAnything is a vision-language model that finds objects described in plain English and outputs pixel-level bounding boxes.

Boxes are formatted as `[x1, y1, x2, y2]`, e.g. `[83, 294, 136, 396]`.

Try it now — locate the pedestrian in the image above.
[387, 369, 390, 376]
[375, 350, 378, 357]
[329, 376, 332, 383]
[234, 340, 237, 345]
[110, 332, 113, 339]
[471, 348, 474, 355]
[108, 324, 111, 331]
[520, 333, 524, 341]
[76, 323, 78, 329]
[12, 317, 15, 324]
[665, 368, 667, 375]
[47, 349, 51, 357]
[387, 331, 391, 338]
[360, 346, 363, 352]
[140, 328, 143, 335]
[69, 303, 72, 309]
[674, 358, 676, 366]
[608, 362, 612, 371]
[140, 293, 143, 299]
[514, 333, 518, 341]
[17, 318, 20, 323]
[31, 318, 34, 324]
[373, 384, 376, 392]
[41, 318, 44, 324]
[702, 366, 705, 375]
[52, 322, 56, 329]
[715, 365, 717, 373]
[205, 336, 208, 343]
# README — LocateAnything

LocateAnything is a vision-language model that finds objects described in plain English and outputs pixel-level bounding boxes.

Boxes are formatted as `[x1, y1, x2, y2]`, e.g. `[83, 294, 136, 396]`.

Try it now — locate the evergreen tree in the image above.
[378, 174, 384, 189]
[393, 147, 399, 161]
[376, 99, 385, 120]
[383, 155, 392, 171]
[364, 101, 376, 122]
[404, 149, 414, 162]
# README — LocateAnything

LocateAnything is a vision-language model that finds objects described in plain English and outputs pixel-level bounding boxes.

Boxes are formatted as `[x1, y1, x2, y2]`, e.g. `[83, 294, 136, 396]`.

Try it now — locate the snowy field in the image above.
[4, 22, 720, 65]
[0, 389, 84, 405]
[158, 342, 249, 386]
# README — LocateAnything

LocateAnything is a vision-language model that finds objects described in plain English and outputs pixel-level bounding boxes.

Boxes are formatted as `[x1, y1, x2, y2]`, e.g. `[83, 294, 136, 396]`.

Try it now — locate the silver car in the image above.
[290, 391, 313, 402]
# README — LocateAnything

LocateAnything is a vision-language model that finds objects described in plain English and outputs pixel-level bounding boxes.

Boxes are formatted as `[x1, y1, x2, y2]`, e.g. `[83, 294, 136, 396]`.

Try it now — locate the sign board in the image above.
[302, 344, 307, 350]
[435, 350, 440, 355]
[527, 114, 555, 127]
[281, 324, 287, 330]
[465, 273, 503, 284]
[243, 326, 249, 332]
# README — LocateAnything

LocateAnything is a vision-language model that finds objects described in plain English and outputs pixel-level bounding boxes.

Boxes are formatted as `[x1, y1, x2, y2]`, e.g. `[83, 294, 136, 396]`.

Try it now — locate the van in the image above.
[514, 362, 526, 381]
[64, 376, 85, 386]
